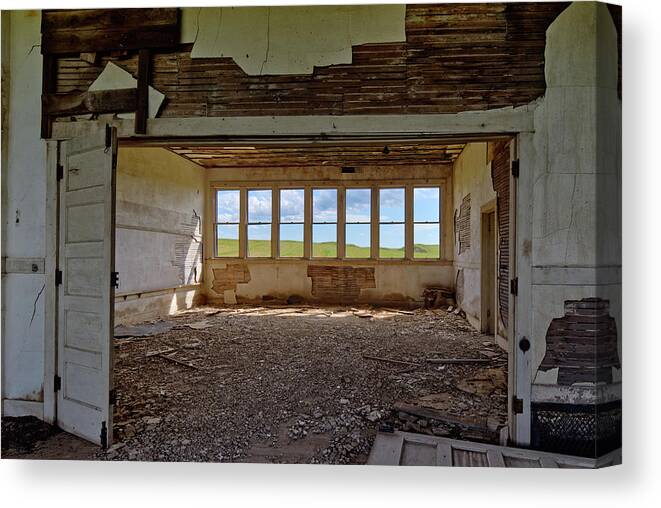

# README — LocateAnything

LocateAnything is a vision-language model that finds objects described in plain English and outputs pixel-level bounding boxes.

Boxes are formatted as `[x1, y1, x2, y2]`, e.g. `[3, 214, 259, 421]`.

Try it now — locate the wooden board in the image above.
[41, 8, 179, 54]
[368, 431, 621, 468]
[168, 142, 466, 168]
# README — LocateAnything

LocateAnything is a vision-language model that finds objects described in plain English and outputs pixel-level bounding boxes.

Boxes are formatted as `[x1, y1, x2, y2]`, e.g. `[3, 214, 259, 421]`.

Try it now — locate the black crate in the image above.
[531, 400, 621, 458]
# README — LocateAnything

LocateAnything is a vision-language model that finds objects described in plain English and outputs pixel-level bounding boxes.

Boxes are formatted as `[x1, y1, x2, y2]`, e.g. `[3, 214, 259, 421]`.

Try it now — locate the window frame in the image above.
[214, 188, 242, 258]
[311, 187, 339, 259]
[246, 188, 273, 258]
[377, 186, 407, 260]
[210, 181, 446, 263]
[412, 185, 442, 260]
[344, 187, 373, 260]
[277, 187, 306, 259]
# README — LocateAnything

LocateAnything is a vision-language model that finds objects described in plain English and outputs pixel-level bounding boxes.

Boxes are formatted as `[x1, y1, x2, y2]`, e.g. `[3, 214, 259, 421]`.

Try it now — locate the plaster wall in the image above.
[180, 5, 406, 75]
[451, 142, 496, 328]
[1, 11, 47, 405]
[528, 2, 621, 398]
[204, 163, 454, 305]
[114, 147, 205, 324]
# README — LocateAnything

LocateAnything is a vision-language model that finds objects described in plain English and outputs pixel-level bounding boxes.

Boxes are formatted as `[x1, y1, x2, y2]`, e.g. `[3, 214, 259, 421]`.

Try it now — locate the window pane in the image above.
[247, 224, 271, 257]
[313, 188, 337, 223]
[346, 223, 370, 258]
[346, 188, 371, 223]
[279, 223, 304, 257]
[217, 224, 239, 257]
[414, 187, 440, 222]
[414, 224, 440, 259]
[248, 189, 272, 223]
[280, 189, 305, 222]
[379, 223, 405, 258]
[217, 190, 240, 223]
[312, 224, 337, 257]
[379, 188, 405, 222]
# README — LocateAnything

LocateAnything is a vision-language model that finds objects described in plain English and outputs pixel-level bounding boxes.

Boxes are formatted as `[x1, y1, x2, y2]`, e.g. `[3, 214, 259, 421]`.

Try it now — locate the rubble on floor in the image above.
[1, 416, 62, 456]
[105, 304, 507, 464]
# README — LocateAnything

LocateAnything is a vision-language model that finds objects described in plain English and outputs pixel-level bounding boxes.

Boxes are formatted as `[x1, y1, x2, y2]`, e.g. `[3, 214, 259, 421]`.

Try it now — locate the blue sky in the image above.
[217, 187, 440, 247]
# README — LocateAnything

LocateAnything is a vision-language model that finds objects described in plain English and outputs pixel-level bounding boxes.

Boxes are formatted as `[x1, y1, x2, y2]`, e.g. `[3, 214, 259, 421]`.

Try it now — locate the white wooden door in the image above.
[57, 125, 117, 447]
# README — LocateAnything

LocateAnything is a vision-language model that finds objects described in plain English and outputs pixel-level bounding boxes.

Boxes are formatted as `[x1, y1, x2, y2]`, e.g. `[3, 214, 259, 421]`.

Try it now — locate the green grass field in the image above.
[217, 239, 439, 259]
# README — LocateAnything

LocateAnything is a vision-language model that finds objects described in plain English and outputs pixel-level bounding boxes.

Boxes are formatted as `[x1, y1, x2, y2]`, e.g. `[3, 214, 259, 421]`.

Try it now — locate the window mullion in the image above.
[304, 187, 311, 259]
[405, 185, 414, 260]
[239, 188, 247, 258]
[371, 185, 378, 259]
[338, 187, 346, 259]
[272, 186, 279, 259]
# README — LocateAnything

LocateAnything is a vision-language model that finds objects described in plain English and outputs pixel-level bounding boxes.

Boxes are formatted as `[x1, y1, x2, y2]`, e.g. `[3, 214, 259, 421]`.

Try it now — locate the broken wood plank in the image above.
[135, 49, 150, 134]
[362, 354, 420, 368]
[42, 8, 179, 33]
[393, 402, 490, 433]
[157, 354, 200, 370]
[42, 88, 137, 116]
[426, 358, 491, 364]
[145, 347, 177, 357]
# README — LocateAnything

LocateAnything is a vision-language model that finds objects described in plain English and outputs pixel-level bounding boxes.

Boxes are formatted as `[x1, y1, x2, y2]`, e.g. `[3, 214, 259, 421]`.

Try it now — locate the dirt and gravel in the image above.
[2, 305, 507, 463]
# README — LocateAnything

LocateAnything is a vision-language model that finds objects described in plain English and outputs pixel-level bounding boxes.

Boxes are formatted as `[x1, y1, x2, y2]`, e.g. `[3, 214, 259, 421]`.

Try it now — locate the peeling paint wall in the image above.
[1, 10, 47, 405]
[451, 142, 496, 328]
[181, 5, 406, 75]
[114, 147, 205, 324]
[530, 2, 621, 401]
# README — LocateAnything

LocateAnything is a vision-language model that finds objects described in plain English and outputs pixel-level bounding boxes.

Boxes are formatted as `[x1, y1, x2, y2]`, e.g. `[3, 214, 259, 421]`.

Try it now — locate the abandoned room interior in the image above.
[1, 2, 622, 467]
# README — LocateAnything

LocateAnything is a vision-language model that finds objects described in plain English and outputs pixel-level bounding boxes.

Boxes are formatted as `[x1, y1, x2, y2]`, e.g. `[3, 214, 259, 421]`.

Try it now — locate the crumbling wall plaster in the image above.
[530, 2, 621, 393]
[181, 5, 406, 75]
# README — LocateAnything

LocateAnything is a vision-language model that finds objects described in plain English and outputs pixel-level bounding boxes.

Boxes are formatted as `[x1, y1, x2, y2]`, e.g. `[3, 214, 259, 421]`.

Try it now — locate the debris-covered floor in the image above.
[2, 305, 507, 463]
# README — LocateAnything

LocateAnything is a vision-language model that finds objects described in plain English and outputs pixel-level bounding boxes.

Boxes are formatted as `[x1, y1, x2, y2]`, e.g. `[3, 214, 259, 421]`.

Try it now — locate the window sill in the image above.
[208, 257, 452, 266]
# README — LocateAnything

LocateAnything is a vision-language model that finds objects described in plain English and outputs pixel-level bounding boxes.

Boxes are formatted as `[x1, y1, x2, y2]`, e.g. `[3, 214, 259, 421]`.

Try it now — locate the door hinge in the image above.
[109, 388, 117, 405]
[510, 277, 518, 296]
[111, 271, 120, 289]
[56, 163, 64, 181]
[55, 269, 63, 286]
[100, 421, 108, 449]
[512, 397, 524, 414]
[54, 374, 61, 392]
[511, 159, 520, 178]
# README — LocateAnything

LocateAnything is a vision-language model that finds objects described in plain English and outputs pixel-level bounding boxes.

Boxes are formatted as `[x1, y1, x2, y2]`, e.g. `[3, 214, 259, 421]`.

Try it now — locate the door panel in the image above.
[57, 125, 116, 447]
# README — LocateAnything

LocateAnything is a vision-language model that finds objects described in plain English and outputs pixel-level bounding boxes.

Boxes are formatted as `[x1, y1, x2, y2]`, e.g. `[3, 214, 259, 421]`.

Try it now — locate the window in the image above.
[345, 188, 371, 258]
[413, 187, 441, 259]
[279, 188, 305, 257]
[379, 187, 405, 258]
[247, 189, 272, 257]
[216, 189, 240, 257]
[312, 188, 337, 258]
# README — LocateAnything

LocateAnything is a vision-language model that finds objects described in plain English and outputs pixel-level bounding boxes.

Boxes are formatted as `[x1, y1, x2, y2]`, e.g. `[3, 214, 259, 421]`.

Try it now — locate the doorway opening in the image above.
[481, 207, 496, 335]
[54, 130, 517, 462]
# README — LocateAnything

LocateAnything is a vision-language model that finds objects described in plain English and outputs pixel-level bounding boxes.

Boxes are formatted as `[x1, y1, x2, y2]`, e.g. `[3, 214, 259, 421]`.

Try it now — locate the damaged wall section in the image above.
[308, 265, 375, 303]
[114, 147, 205, 324]
[452, 143, 496, 330]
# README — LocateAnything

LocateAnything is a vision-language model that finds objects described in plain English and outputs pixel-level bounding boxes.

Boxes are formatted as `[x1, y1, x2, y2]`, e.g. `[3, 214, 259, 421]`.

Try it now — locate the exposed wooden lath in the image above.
[48, 3, 570, 118]
[168, 142, 466, 168]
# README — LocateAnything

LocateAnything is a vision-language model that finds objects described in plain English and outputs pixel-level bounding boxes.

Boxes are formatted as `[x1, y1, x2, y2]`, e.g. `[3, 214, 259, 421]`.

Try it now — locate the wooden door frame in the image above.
[44, 111, 532, 445]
